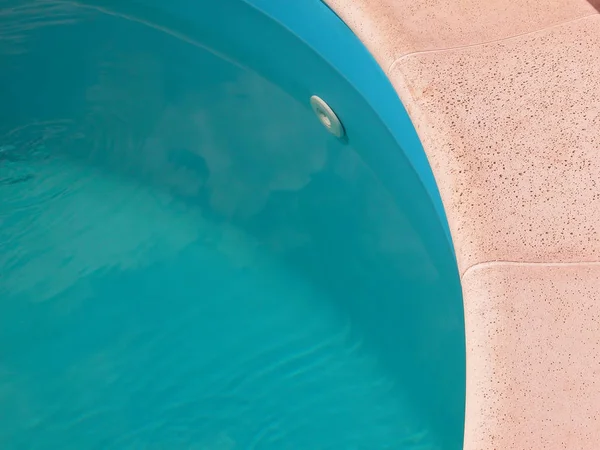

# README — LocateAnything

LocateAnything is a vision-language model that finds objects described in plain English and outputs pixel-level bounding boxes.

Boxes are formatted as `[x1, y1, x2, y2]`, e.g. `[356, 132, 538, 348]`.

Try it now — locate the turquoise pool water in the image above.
[0, 1, 464, 448]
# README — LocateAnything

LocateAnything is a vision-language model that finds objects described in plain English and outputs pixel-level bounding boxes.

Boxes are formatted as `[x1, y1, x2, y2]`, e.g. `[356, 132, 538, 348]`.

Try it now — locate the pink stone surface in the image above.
[463, 263, 600, 449]
[323, 0, 600, 448]
[324, 0, 596, 70]
[391, 15, 600, 273]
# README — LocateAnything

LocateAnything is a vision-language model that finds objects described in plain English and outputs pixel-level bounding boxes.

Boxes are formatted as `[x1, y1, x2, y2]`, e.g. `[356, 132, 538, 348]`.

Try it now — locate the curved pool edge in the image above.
[322, 0, 600, 447]
[242, 0, 455, 250]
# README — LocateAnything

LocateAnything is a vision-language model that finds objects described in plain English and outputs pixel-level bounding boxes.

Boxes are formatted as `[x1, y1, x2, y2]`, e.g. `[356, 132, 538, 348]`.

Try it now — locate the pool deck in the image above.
[323, 0, 600, 448]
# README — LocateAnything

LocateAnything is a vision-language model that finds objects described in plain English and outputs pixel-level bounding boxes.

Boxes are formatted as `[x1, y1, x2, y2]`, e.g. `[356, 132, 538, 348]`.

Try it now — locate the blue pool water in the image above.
[0, 1, 465, 448]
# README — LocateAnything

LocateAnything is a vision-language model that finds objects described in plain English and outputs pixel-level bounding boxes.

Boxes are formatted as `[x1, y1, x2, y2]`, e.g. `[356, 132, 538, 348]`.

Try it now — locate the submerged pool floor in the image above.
[0, 153, 439, 449]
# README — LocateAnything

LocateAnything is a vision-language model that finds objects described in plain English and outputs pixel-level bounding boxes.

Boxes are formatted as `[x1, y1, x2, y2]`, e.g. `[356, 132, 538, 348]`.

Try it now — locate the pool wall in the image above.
[323, 0, 600, 447]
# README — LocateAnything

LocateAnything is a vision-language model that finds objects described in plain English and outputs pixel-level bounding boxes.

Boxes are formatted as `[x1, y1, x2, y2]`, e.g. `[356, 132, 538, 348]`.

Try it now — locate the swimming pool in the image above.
[0, 0, 465, 448]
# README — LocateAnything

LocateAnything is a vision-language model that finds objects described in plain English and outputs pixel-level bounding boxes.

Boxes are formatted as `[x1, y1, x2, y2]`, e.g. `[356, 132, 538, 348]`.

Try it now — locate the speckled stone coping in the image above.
[323, 0, 600, 448]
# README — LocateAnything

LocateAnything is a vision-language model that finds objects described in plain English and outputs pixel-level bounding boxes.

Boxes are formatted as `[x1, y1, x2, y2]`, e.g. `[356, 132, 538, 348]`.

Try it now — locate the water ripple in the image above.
[0, 1, 91, 55]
